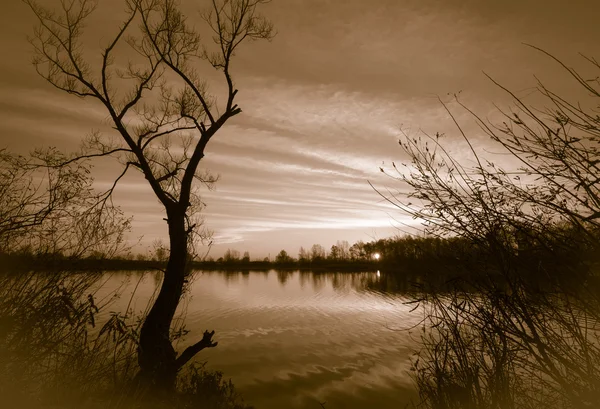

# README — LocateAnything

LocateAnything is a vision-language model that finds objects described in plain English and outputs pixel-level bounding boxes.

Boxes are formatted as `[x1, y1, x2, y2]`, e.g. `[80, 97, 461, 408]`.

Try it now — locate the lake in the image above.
[97, 270, 422, 408]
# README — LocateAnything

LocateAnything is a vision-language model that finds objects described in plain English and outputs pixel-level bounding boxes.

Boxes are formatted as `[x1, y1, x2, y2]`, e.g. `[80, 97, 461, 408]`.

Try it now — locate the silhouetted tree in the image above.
[241, 251, 250, 263]
[152, 238, 169, 262]
[298, 246, 309, 263]
[336, 240, 350, 260]
[380, 48, 600, 408]
[275, 249, 292, 263]
[310, 244, 326, 261]
[349, 240, 366, 260]
[328, 244, 340, 261]
[223, 249, 240, 263]
[0, 148, 129, 258]
[25, 0, 274, 390]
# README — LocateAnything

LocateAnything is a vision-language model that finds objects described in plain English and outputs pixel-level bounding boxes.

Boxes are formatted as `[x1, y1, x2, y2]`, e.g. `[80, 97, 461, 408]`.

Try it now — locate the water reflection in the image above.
[98, 270, 421, 409]
[199, 269, 419, 296]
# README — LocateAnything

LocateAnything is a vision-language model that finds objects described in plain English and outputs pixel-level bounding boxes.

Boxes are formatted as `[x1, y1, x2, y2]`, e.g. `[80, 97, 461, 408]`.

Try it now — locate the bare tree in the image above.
[24, 0, 274, 389]
[223, 248, 240, 262]
[328, 244, 340, 261]
[298, 246, 309, 263]
[310, 243, 326, 261]
[378, 48, 600, 408]
[0, 148, 129, 258]
[379, 47, 600, 256]
[336, 240, 350, 260]
[152, 238, 169, 262]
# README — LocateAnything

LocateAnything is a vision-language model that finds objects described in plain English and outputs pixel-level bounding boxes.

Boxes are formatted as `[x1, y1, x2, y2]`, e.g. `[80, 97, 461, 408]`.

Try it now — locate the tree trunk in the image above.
[137, 208, 187, 390]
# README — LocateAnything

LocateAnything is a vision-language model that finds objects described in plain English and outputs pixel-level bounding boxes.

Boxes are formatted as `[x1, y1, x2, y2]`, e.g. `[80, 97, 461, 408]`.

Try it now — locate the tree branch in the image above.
[174, 330, 218, 370]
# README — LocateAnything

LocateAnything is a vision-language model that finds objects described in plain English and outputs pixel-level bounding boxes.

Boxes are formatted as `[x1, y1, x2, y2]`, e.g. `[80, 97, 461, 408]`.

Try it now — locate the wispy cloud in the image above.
[2, 0, 599, 256]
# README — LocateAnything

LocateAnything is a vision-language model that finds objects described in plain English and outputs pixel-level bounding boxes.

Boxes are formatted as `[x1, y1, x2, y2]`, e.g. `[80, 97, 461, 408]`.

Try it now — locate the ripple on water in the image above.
[100, 270, 421, 409]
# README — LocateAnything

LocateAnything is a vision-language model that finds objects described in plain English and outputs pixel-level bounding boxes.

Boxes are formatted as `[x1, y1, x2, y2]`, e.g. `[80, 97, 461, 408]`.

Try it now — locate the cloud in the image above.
[2, 0, 599, 257]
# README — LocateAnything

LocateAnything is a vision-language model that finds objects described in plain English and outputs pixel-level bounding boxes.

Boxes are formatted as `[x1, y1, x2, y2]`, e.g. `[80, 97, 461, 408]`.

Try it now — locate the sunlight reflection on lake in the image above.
[97, 270, 421, 408]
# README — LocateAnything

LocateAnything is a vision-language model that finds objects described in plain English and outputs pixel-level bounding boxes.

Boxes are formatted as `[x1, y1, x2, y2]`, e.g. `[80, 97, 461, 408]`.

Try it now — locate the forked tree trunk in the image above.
[136, 207, 218, 391]
[25, 0, 271, 393]
[137, 209, 187, 389]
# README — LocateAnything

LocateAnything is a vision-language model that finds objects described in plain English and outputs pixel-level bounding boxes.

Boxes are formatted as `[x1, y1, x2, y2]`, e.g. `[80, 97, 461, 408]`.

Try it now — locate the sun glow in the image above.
[373, 253, 381, 261]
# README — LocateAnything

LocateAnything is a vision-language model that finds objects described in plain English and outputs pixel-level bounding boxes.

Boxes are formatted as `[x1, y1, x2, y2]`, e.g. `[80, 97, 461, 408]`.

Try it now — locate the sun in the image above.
[373, 252, 381, 261]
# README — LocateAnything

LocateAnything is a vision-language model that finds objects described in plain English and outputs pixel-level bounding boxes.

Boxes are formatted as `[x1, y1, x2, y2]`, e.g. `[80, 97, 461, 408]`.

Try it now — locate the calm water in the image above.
[97, 270, 421, 408]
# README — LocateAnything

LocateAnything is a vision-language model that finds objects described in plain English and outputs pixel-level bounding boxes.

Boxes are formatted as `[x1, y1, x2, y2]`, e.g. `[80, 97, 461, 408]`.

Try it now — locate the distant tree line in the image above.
[202, 235, 483, 269]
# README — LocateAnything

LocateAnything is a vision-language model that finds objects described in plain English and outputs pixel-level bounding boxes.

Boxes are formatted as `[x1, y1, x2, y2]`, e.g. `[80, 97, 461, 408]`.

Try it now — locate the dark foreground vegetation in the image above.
[0, 269, 251, 409]
[380, 49, 600, 409]
[0, 131, 251, 409]
[8, 0, 279, 405]
[0, 155, 249, 407]
[22, 0, 276, 393]
[3, 0, 270, 404]
[3, 0, 600, 405]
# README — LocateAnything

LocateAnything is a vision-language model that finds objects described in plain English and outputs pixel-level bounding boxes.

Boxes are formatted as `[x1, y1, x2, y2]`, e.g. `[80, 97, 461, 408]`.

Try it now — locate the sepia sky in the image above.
[1, 0, 599, 258]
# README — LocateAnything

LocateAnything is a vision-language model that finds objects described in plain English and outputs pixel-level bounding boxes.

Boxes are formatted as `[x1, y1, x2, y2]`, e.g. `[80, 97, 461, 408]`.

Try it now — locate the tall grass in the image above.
[409, 267, 600, 409]
[380, 49, 600, 409]
[0, 270, 251, 409]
